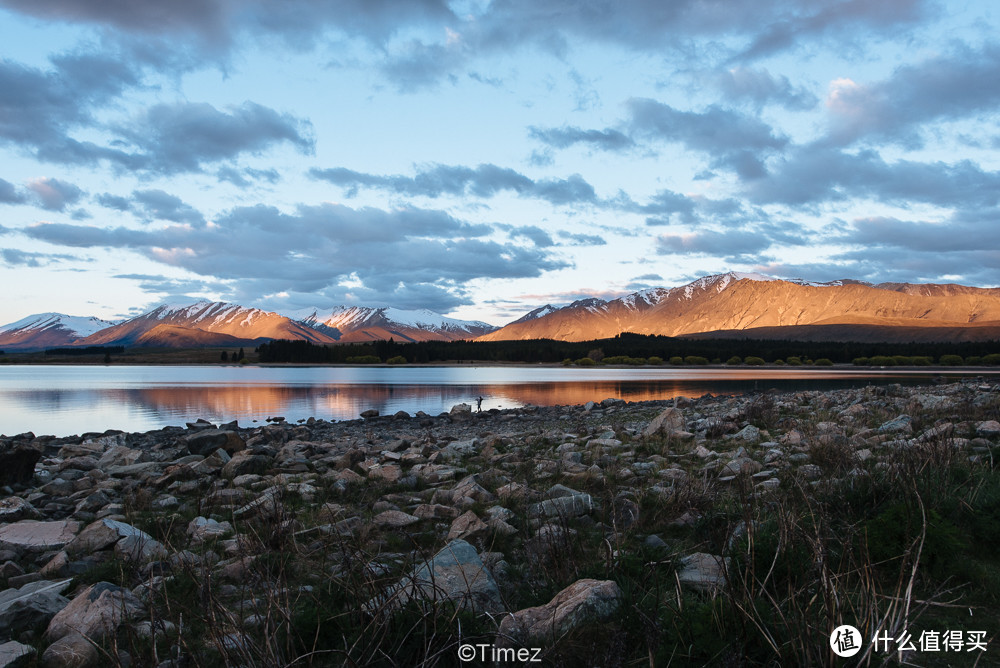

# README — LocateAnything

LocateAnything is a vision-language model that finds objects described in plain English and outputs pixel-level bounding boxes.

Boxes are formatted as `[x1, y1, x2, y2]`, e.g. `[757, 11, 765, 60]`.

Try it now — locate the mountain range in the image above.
[4, 272, 1000, 351]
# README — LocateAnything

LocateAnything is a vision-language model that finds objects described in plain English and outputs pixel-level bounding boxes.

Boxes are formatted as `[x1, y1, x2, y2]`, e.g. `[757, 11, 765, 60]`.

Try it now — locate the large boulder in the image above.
[0, 579, 72, 640]
[0, 641, 35, 667]
[371, 539, 502, 614]
[45, 582, 144, 644]
[497, 579, 621, 648]
[185, 429, 245, 457]
[0, 442, 41, 486]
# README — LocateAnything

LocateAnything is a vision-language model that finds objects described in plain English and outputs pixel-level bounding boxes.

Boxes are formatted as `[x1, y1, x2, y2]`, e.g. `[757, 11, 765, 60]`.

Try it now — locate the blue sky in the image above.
[0, 0, 998, 326]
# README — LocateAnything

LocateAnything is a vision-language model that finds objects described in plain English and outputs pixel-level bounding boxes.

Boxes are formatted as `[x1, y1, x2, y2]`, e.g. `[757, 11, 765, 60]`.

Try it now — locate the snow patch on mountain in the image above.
[0, 313, 114, 337]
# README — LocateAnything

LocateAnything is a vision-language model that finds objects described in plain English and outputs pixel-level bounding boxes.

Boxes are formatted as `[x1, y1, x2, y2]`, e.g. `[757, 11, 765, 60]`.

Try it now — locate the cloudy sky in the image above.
[0, 0, 998, 326]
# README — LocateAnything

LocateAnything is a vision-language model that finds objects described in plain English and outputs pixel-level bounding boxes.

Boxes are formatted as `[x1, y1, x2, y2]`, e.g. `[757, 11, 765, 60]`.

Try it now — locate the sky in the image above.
[0, 0, 998, 327]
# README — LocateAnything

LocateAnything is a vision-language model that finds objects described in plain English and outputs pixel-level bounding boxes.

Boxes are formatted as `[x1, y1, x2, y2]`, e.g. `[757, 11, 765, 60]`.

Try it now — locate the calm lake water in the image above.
[0, 364, 992, 437]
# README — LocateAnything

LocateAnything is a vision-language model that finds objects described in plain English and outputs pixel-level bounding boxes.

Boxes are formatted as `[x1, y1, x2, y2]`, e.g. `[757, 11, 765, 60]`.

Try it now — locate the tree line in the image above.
[255, 333, 1000, 365]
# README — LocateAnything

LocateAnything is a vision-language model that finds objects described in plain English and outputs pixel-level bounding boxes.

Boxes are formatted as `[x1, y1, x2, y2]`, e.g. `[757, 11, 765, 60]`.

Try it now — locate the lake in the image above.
[0, 364, 992, 437]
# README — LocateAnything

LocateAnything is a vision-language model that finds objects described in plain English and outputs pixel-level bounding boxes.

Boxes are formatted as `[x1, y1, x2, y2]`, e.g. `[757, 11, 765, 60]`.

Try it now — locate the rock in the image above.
[372, 539, 502, 614]
[447, 511, 487, 541]
[877, 415, 913, 434]
[64, 519, 151, 557]
[0, 579, 72, 640]
[40, 632, 98, 668]
[0, 641, 35, 667]
[0, 521, 79, 554]
[730, 424, 760, 442]
[720, 457, 762, 477]
[186, 517, 232, 543]
[360, 409, 379, 419]
[449, 403, 472, 418]
[96, 446, 148, 469]
[185, 429, 245, 457]
[528, 493, 592, 519]
[372, 510, 420, 528]
[114, 534, 168, 564]
[497, 579, 622, 648]
[0, 497, 41, 523]
[221, 451, 272, 479]
[642, 407, 685, 438]
[0, 443, 41, 486]
[45, 581, 144, 644]
[976, 420, 1000, 437]
[677, 553, 727, 592]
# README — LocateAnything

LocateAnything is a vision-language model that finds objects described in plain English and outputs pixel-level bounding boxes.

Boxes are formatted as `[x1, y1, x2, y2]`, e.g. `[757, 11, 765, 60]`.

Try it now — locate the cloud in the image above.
[0, 51, 139, 164]
[118, 101, 314, 174]
[655, 229, 774, 256]
[825, 44, 1000, 147]
[23, 201, 570, 311]
[626, 98, 788, 179]
[0, 178, 26, 204]
[745, 145, 1000, 208]
[132, 190, 206, 226]
[738, 0, 929, 61]
[557, 230, 607, 246]
[311, 163, 606, 207]
[713, 66, 818, 111]
[529, 126, 634, 152]
[26, 177, 84, 211]
[0, 0, 457, 54]
[845, 214, 1000, 253]
[216, 166, 281, 188]
[0, 248, 75, 267]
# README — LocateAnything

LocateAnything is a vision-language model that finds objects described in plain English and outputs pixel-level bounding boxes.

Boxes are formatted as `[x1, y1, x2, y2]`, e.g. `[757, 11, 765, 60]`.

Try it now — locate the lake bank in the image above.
[0, 378, 997, 665]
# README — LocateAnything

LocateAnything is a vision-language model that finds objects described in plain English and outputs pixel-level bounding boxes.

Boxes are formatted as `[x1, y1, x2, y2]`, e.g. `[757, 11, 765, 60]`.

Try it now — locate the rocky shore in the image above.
[0, 379, 998, 666]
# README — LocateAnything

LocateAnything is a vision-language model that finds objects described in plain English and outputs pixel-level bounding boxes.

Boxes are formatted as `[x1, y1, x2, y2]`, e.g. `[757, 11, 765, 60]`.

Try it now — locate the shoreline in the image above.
[0, 376, 997, 664]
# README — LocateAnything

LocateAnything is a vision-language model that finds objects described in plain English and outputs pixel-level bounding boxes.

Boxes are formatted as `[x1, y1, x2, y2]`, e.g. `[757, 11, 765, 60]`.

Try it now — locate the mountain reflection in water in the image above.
[0, 365, 989, 437]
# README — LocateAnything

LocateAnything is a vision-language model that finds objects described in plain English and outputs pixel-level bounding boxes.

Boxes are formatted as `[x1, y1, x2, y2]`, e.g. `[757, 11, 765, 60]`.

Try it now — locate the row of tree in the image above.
[255, 333, 1000, 365]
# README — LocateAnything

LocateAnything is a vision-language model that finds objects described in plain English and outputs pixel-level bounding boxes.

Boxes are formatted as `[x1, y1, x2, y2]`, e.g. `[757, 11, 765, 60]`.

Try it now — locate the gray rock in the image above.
[0, 521, 79, 554]
[497, 579, 621, 648]
[528, 492, 592, 519]
[0, 579, 72, 640]
[65, 519, 151, 557]
[0, 497, 41, 524]
[185, 430, 245, 457]
[677, 553, 727, 592]
[877, 415, 913, 434]
[0, 640, 35, 667]
[0, 443, 41, 486]
[371, 539, 502, 614]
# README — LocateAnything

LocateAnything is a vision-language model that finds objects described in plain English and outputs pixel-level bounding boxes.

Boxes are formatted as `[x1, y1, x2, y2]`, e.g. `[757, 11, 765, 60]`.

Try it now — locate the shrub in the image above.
[647, 356, 663, 365]
[869, 355, 896, 366]
[786, 356, 802, 366]
[912, 356, 933, 365]
[744, 356, 765, 366]
[562, 358, 573, 366]
[966, 356, 983, 366]
[684, 355, 709, 365]
[891, 355, 913, 366]
[386, 355, 407, 365]
[773, 359, 785, 365]
[726, 356, 742, 365]
[939, 354, 964, 366]
[852, 357, 870, 366]
[813, 358, 833, 366]
[346, 355, 381, 364]
[982, 353, 1000, 366]
[668, 356, 684, 365]
[575, 357, 596, 366]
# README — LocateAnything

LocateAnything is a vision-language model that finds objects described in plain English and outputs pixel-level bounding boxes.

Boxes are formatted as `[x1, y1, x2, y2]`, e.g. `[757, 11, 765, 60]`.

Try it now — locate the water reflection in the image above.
[0, 365, 991, 437]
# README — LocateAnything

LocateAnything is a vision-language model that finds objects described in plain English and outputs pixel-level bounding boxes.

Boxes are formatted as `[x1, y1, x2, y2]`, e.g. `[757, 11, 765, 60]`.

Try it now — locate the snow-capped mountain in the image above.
[287, 306, 496, 342]
[478, 272, 1000, 343]
[0, 313, 116, 350]
[79, 301, 337, 347]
